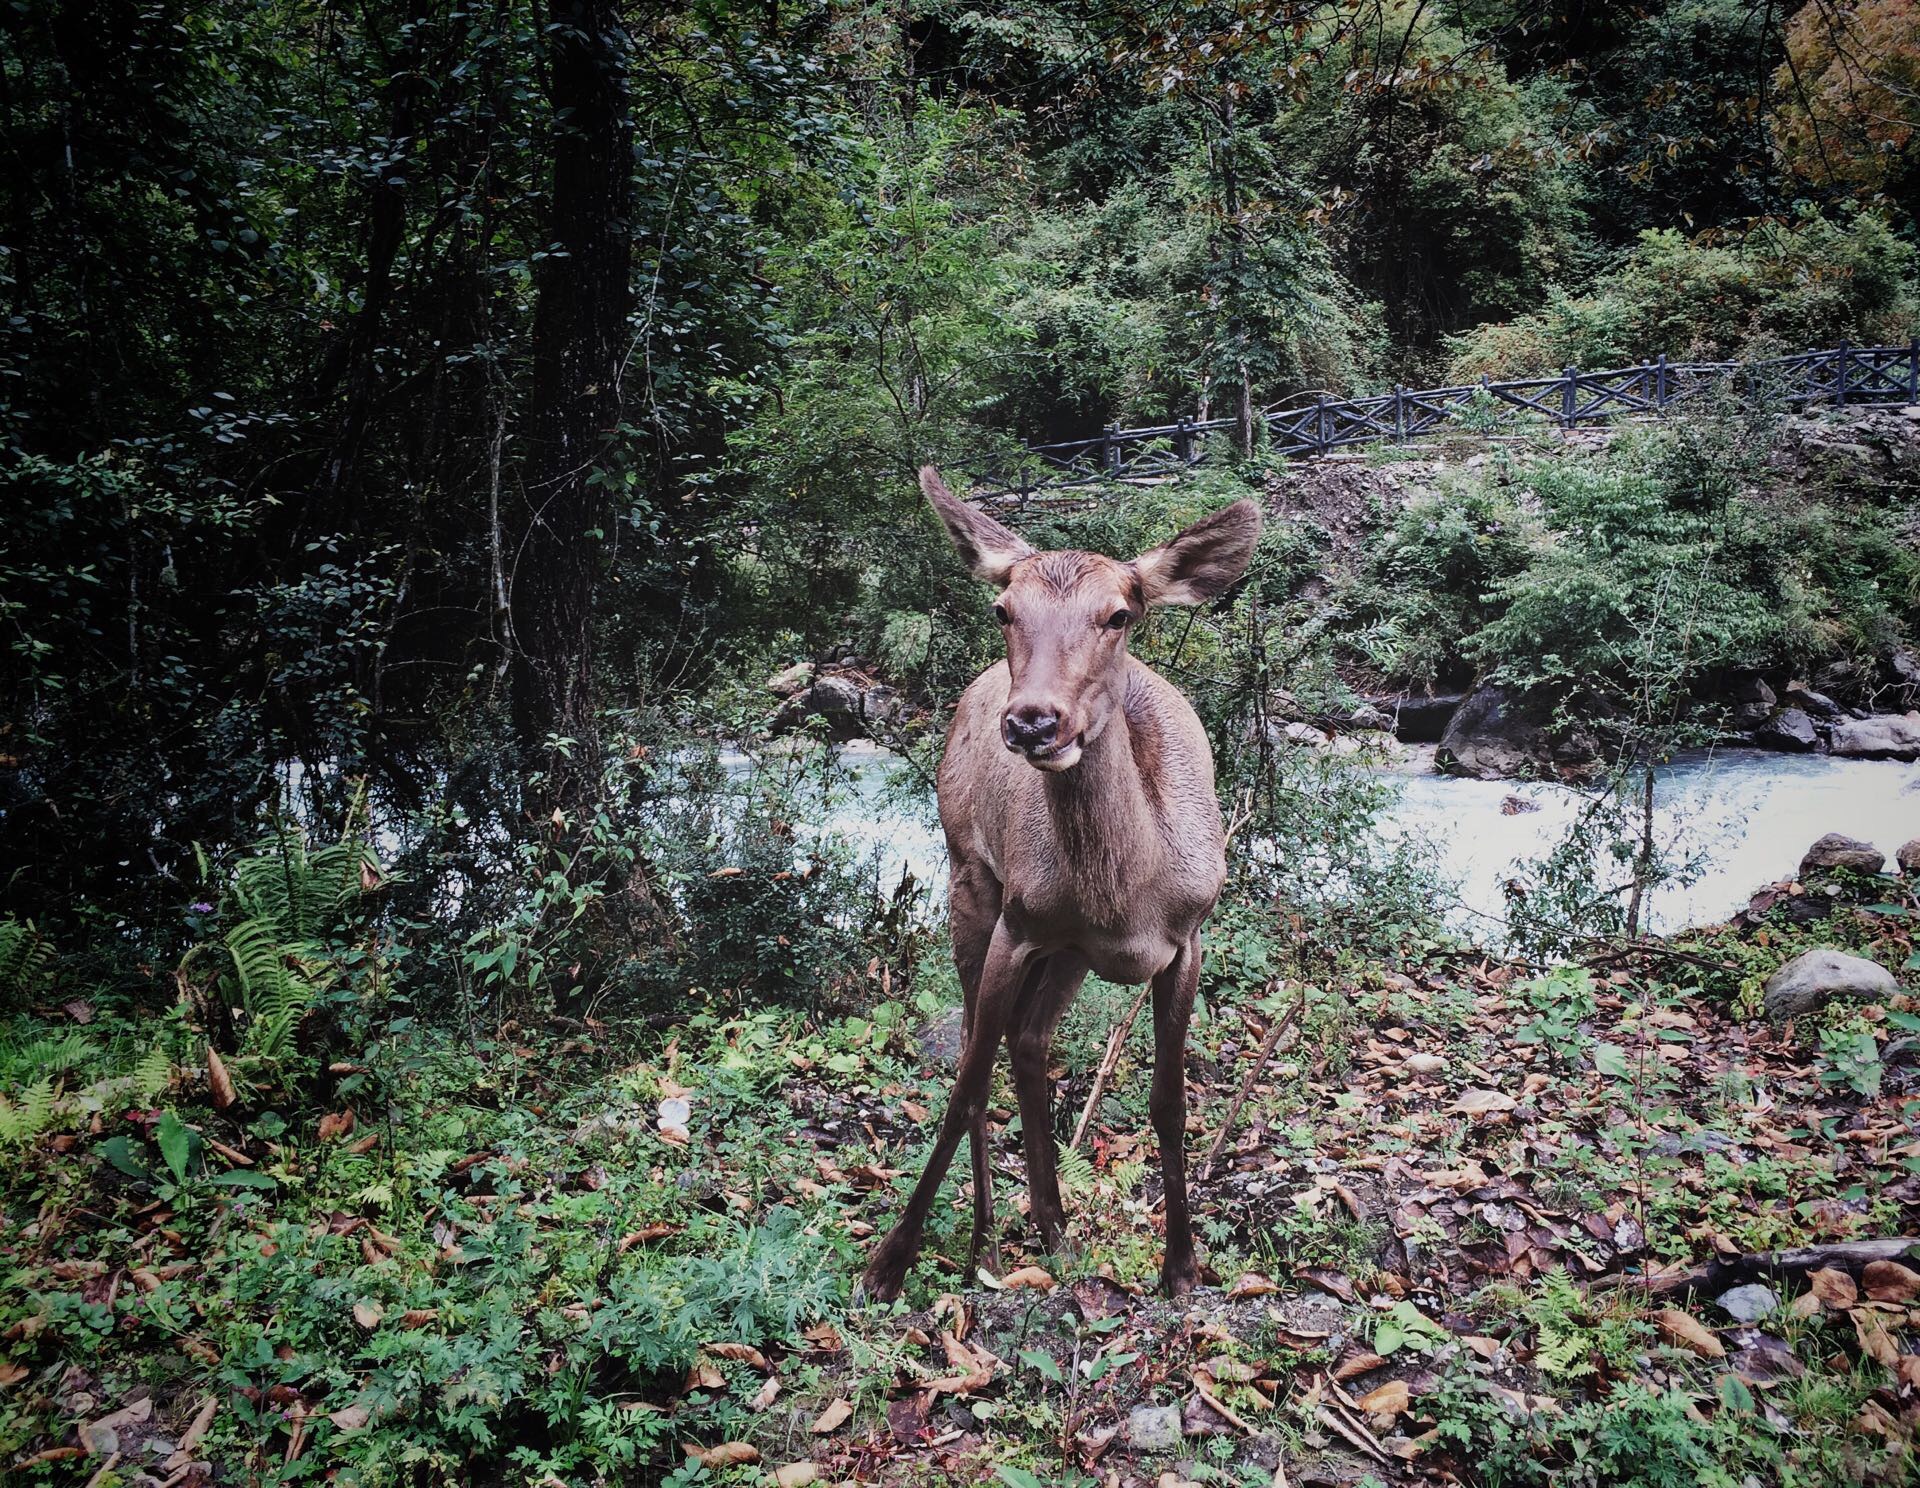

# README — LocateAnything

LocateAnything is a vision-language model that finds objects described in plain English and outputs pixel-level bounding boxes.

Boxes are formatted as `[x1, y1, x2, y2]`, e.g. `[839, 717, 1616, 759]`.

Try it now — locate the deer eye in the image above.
[1105, 609, 1132, 630]
[992, 604, 1011, 626]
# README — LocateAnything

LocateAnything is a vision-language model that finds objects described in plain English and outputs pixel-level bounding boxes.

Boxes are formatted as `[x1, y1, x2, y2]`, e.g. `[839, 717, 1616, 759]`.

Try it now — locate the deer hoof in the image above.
[857, 1237, 912, 1304]
[1161, 1258, 1200, 1298]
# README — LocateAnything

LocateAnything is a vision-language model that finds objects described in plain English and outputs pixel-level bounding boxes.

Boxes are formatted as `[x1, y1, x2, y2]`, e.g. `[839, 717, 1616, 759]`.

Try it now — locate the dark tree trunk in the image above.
[511, 0, 633, 810]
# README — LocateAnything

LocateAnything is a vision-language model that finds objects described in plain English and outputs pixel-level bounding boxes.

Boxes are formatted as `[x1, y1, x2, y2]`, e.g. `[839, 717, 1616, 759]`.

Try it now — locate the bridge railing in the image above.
[963, 342, 1920, 507]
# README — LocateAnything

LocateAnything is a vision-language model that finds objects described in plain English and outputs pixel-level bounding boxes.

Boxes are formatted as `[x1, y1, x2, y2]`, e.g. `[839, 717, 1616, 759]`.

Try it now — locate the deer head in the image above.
[921, 466, 1262, 772]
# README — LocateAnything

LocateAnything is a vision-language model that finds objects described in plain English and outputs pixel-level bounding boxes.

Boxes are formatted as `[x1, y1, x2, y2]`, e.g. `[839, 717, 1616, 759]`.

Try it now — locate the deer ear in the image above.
[921, 466, 1033, 585]
[1133, 499, 1263, 606]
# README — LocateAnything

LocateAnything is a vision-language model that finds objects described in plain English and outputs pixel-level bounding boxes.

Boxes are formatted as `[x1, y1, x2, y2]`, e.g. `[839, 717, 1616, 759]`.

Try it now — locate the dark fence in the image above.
[964, 342, 1920, 507]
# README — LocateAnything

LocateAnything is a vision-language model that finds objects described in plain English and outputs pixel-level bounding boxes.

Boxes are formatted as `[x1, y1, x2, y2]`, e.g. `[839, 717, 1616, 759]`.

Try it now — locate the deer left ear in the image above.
[1132, 499, 1262, 606]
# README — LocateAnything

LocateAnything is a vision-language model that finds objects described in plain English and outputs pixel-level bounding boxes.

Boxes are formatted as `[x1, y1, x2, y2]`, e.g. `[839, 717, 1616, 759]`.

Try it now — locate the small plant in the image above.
[1513, 965, 1600, 1067]
[1816, 1016, 1883, 1098]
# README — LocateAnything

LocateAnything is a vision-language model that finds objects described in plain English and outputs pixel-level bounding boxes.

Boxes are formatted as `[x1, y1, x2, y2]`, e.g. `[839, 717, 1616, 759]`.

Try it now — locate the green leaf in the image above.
[994, 1468, 1047, 1488]
[157, 1110, 195, 1186]
[1593, 1043, 1630, 1078]
[207, 1169, 277, 1190]
[100, 1134, 150, 1180]
[1019, 1348, 1062, 1384]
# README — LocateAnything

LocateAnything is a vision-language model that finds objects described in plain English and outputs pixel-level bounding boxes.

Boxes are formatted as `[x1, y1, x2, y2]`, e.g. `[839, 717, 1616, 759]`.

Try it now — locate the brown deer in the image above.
[859, 467, 1261, 1302]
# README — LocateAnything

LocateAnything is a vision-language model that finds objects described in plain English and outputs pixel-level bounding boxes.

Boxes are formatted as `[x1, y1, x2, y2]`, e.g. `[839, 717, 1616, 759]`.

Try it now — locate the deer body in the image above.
[859, 469, 1260, 1303]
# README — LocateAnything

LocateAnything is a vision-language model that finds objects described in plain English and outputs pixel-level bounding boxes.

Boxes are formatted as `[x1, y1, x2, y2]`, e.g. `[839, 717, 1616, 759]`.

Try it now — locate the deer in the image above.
[858, 467, 1262, 1303]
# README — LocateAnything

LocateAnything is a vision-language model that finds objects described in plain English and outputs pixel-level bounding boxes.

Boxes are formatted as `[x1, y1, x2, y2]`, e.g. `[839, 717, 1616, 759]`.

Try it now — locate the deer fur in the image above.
[858, 467, 1261, 1302]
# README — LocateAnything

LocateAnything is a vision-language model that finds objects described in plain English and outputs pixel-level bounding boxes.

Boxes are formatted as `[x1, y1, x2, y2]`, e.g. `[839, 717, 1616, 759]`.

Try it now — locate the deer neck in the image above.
[1038, 680, 1163, 914]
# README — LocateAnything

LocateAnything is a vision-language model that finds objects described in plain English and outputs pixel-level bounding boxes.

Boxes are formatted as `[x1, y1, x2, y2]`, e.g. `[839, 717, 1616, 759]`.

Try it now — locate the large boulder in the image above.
[770, 674, 870, 741]
[1436, 686, 1594, 779]
[1763, 948, 1898, 1022]
[1799, 833, 1886, 878]
[1783, 682, 1841, 720]
[765, 661, 815, 698]
[1730, 675, 1777, 732]
[1829, 712, 1920, 760]
[1383, 692, 1467, 744]
[1900, 840, 1920, 877]
[1754, 707, 1818, 753]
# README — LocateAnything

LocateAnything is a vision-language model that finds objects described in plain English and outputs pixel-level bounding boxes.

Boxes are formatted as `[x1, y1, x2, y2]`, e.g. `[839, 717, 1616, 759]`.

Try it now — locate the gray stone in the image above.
[1731, 675, 1777, 708]
[765, 661, 814, 698]
[1899, 840, 1920, 877]
[1437, 686, 1551, 780]
[1784, 683, 1841, 719]
[1383, 691, 1466, 744]
[1799, 832, 1886, 878]
[1754, 707, 1818, 752]
[1830, 712, 1920, 760]
[770, 674, 870, 741]
[917, 1007, 965, 1069]
[1717, 1283, 1779, 1322]
[1125, 1403, 1185, 1454]
[1762, 948, 1899, 1022]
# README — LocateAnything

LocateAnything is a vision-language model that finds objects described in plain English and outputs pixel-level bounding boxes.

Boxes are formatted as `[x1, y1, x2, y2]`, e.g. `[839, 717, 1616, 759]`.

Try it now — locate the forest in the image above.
[3, 0, 1920, 1483]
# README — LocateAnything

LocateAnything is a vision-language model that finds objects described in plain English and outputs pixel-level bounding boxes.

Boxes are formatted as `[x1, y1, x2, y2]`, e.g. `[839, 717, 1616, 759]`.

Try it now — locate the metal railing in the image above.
[961, 342, 1920, 507]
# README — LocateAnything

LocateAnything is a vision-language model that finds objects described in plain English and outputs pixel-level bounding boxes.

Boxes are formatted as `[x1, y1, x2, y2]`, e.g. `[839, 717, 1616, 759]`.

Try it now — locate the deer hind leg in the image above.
[950, 864, 1004, 1271]
[1008, 952, 1087, 1255]
[859, 920, 1033, 1304]
[1150, 932, 1202, 1298]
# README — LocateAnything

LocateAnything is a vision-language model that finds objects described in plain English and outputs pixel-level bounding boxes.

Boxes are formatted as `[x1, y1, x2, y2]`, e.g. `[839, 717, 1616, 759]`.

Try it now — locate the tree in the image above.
[1773, 0, 1920, 205]
[510, 0, 635, 807]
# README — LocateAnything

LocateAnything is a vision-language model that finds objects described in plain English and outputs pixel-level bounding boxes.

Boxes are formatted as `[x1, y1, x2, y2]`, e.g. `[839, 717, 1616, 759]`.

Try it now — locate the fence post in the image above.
[1393, 385, 1405, 441]
[1175, 416, 1193, 464]
[1315, 394, 1329, 453]
[1656, 353, 1668, 410]
[1835, 342, 1849, 407]
[1909, 339, 1919, 405]
[1561, 367, 1577, 428]
[1102, 424, 1119, 474]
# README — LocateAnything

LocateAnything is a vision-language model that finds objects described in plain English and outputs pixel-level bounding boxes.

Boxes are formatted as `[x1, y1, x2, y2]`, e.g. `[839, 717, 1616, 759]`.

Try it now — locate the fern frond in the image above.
[0, 1079, 56, 1145]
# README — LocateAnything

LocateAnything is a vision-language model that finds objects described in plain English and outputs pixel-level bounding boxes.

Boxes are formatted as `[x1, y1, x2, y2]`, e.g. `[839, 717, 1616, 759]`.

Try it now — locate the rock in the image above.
[1437, 686, 1553, 780]
[917, 1007, 965, 1069]
[765, 662, 814, 698]
[1762, 948, 1898, 1022]
[1381, 692, 1466, 744]
[1348, 703, 1394, 732]
[1754, 707, 1819, 752]
[1716, 1284, 1779, 1323]
[1732, 700, 1772, 731]
[1784, 683, 1841, 719]
[1829, 712, 1920, 760]
[1887, 648, 1920, 697]
[770, 675, 870, 742]
[1731, 675, 1777, 708]
[1899, 840, 1920, 876]
[1799, 832, 1886, 878]
[1126, 1404, 1185, 1454]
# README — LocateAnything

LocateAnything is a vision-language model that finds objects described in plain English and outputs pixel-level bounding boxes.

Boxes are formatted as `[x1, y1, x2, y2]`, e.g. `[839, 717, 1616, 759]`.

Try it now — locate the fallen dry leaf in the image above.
[1862, 1260, 1920, 1304]
[1355, 1379, 1410, 1417]
[812, 1397, 853, 1434]
[329, 1403, 370, 1431]
[352, 1302, 383, 1331]
[704, 1341, 769, 1371]
[1809, 1266, 1859, 1309]
[774, 1464, 820, 1488]
[684, 1362, 725, 1393]
[617, 1223, 677, 1251]
[684, 1441, 759, 1469]
[1332, 1350, 1388, 1381]
[1654, 1309, 1725, 1359]
[1853, 1310, 1899, 1367]
[1447, 1088, 1516, 1116]
[749, 1375, 781, 1412]
[397, 1308, 436, 1330]
[1225, 1271, 1278, 1300]
[207, 1045, 237, 1108]
[316, 1110, 355, 1142]
[1000, 1265, 1056, 1292]
[0, 1361, 27, 1387]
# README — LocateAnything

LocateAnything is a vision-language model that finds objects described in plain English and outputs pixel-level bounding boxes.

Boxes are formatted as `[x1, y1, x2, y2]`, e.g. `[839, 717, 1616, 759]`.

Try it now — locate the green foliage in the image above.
[1449, 212, 1919, 379]
[1513, 966, 1601, 1068]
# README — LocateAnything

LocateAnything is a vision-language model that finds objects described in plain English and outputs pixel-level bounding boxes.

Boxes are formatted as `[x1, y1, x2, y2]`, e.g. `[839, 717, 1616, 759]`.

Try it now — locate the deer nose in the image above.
[1003, 706, 1060, 753]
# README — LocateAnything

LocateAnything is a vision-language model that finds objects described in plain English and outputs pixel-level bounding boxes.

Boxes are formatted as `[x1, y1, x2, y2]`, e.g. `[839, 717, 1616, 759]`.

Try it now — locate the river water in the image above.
[767, 743, 1920, 940]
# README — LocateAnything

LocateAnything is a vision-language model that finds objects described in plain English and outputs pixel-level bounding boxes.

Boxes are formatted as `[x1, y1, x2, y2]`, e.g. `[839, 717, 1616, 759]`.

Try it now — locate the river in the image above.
[756, 743, 1920, 941]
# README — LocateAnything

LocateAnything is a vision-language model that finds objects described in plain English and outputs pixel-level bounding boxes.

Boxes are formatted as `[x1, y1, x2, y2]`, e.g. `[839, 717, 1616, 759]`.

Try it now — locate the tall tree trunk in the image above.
[511, 0, 633, 811]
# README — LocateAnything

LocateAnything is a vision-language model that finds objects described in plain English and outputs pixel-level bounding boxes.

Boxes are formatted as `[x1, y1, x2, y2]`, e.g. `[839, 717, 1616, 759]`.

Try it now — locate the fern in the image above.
[0, 1078, 56, 1146]
[0, 1030, 99, 1085]
[1055, 1142, 1095, 1197]
[131, 1044, 175, 1102]
[0, 919, 54, 1007]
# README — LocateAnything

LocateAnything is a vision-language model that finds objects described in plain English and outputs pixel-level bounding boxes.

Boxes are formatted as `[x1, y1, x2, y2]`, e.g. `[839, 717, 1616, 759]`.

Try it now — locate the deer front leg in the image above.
[860, 922, 1031, 1303]
[1009, 952, 1087, 1254]
[949, 864, 1003, 1272]
[1150, 932, 1202, 1297]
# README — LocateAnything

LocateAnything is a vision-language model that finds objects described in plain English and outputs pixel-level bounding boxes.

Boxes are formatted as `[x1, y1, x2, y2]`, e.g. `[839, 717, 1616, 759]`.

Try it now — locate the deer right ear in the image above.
[921, 466, 1033, 585]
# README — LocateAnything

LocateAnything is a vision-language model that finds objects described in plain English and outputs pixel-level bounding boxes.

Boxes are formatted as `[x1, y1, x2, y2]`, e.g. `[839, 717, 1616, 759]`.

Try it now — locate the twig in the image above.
[1069, 983, 1152, 1150]
[1200, 981, 1304, 1180]
[1595, 1237, 1920, 1298]
[1194, 1381, 1252, 1434]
